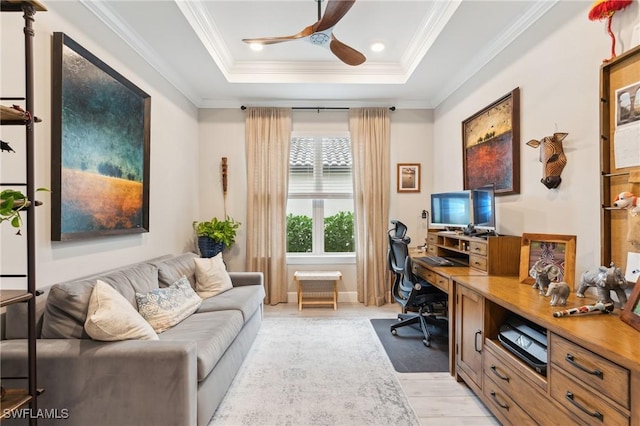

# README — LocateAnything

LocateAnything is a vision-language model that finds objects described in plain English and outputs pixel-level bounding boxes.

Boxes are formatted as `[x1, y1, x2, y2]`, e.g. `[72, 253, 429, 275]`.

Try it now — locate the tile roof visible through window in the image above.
[290, 137, 352, 170]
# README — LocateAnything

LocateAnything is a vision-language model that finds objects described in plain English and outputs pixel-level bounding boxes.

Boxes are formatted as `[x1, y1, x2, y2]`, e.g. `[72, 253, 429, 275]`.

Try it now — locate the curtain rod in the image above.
[240, 106, 396, 111]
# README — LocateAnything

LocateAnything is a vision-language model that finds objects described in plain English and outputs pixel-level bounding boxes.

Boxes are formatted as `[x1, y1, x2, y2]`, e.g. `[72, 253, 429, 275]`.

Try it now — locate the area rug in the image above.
[210, 317, 419, 426]
[370, 318, 448, 373]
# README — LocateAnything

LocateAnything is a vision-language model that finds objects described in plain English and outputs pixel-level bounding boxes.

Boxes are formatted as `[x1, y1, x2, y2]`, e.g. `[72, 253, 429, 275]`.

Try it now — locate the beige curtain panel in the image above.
[350, 107, 391, 306]
[245, 107, 292, 305]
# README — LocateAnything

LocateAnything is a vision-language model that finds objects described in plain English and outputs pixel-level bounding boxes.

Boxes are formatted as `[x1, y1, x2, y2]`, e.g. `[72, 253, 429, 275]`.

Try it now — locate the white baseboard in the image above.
[287, 291, 359, 304]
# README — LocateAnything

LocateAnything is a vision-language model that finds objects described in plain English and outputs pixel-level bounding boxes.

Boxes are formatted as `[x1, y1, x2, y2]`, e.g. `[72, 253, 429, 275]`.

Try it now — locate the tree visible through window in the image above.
[287, 136, 354, 254]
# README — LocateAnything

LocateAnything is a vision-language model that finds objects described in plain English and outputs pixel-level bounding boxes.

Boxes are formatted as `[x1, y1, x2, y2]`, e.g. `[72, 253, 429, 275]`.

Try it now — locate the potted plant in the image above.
[0, 188, 46, 235]
[193, 216, 241, 258]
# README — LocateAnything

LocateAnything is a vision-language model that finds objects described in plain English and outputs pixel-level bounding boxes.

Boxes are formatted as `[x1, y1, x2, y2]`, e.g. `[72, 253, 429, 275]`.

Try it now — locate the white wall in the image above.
[1, 3, 200, 289]
[197, 108, 433, 300]
[433, 1, 640, 277]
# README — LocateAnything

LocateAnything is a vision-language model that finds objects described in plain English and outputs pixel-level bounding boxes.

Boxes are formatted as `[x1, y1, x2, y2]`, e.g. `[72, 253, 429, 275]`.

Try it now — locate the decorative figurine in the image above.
[546, 282, 570, 306]
[526, 132, 568, 189]
[613, 191, 639, 216]
[529, 259, 561, 295]
[576, 263, 628, 307]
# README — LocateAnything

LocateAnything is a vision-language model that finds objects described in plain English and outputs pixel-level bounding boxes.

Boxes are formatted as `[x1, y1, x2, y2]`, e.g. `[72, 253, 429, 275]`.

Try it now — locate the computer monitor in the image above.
[430, 190, 473, 230]
[472, 184, 496, 231]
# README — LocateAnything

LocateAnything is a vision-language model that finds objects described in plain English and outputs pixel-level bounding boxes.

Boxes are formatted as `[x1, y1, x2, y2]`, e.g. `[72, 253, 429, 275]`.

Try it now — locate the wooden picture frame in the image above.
[51, 32, 150, 241]
[462, 87, 520, 195]
[397, 163, 420, 193]
[519, 233, 577, 290]
[621, 278, 640, 331]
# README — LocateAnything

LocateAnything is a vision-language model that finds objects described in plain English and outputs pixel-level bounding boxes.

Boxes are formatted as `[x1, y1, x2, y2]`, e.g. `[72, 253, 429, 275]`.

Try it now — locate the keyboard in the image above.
[419, 256, 455, 267]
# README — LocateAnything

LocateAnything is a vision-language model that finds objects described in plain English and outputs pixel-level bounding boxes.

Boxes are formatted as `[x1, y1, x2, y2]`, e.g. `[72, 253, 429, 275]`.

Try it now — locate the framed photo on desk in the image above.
[621, 278, 640, 331]
[519, 233, 576, 290]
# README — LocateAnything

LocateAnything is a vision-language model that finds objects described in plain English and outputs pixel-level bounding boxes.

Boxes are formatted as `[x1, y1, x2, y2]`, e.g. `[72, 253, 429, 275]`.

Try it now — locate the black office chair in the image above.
[388, 220, 447, 347]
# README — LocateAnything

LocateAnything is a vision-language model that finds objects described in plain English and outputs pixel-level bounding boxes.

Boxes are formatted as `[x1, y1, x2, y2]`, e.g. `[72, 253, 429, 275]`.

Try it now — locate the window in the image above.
[287, 136, 354, 255]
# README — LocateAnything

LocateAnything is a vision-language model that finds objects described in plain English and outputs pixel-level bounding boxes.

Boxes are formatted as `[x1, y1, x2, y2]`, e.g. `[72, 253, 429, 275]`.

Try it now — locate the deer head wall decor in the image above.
[526, 132, 568, 189]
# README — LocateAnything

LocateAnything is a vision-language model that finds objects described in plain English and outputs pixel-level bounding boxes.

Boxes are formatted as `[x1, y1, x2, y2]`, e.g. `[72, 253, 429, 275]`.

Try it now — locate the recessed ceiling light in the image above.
[370, 42, 385, 52]
[250, 43, 264, 52]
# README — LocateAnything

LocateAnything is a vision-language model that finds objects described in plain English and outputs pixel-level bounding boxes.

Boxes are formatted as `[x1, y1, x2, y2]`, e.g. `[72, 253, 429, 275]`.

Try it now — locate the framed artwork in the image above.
[397, 163, 420, 193]
[51, 32, 150, 241]
[462, 87, 520, 195]
[519, 233, 577, 290]
[621, 278, 640, 331]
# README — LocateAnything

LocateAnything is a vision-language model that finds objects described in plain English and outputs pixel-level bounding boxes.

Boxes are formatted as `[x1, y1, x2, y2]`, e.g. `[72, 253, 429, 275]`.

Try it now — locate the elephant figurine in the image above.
[576, 263, 628, 307]
[546, 282, 570, 306]
[529, 259, 561, 295]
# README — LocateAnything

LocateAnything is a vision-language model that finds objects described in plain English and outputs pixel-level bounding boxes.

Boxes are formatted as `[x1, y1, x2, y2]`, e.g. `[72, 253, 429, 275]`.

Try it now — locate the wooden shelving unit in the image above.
[599, 44, 640, 271]
[0, 1, 46, 423]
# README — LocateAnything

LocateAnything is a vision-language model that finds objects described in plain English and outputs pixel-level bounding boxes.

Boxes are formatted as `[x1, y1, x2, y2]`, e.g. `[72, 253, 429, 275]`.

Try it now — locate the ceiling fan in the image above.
[242, 0, 366, 66]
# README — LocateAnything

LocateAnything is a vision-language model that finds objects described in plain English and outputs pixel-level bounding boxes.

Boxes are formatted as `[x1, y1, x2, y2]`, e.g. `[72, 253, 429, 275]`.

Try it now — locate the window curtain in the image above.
[349, 108, 391, 306]
[245, 107, 292, 305]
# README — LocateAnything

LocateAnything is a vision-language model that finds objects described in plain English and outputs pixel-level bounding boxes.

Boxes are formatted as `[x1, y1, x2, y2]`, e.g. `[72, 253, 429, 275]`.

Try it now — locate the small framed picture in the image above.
[519, 233, 577, 290]
[397, 163, 421, 193]
[621, 278, 640, 332]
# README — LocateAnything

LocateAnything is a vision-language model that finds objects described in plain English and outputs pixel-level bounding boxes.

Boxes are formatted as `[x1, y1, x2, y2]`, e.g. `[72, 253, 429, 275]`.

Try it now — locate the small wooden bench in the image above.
[293, 271, 341, 311]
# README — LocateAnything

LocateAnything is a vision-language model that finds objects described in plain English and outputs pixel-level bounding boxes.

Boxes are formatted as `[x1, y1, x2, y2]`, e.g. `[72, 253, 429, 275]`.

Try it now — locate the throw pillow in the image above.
[136, 276, 202, 333]
[85, 280, 159, 341]
[194, 253, 233, 299]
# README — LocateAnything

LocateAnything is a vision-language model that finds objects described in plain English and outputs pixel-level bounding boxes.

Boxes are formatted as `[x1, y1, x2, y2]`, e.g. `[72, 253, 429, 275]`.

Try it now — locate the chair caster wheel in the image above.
[423, 339, 431, 347]
[390, 328, 397, 335]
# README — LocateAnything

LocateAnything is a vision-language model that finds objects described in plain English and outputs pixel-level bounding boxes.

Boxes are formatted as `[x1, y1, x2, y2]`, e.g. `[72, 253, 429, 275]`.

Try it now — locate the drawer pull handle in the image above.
[565, 354, 604, 379]
[490, 365, 510, 382]
[490, 391, 509, 410]
[474, 330, 482, 352]
[565, 391, 603, 421]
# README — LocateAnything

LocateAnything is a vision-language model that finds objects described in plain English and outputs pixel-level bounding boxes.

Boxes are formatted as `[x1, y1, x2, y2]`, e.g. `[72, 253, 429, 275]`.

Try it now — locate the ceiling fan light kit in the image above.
[242, 0, 366, 66]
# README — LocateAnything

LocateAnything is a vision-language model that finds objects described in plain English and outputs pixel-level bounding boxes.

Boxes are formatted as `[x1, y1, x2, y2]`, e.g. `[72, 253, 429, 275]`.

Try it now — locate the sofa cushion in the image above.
[197, 285, 265, 322]
[151, 252, 199, 288]
[85, 280, 159, 341]
[136, 276, 202, 333]
[158, 310, 244, 381]
[42, 263, 160, 339]
[194, 254, 233, 299]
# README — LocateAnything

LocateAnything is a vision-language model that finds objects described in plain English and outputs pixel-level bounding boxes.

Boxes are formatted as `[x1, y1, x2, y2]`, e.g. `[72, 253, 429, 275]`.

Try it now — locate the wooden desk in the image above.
[453, 274, 640, 425]
[409, 249, 486, 375]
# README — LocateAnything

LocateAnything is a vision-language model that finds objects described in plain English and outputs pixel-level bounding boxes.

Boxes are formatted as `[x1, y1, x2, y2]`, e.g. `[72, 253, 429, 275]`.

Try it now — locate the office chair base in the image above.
[390, 311, 447, 348]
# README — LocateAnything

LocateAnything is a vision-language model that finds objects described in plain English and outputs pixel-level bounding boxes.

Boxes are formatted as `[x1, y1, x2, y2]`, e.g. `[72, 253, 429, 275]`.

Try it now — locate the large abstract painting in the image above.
[51, 32, 150, 241]
[462, 88, 520, 195]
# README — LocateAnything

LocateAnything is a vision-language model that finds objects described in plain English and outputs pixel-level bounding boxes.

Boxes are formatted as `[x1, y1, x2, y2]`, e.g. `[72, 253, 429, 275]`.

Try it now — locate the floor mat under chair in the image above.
[370, 318, 449, 373]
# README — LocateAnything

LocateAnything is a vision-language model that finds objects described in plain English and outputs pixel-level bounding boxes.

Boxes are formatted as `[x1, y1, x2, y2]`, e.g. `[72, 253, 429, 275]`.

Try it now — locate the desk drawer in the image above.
[550, 368, 629, 426]
[469, 241, 487, 256]
[483, 374, 536, 425]
[434, 273, 449, 292]
[412, 262, 433, 283]
[484, 344, 558, 424]
[426, 245, 438, 255]
[427, 234, 439, 245]
[550, 334, 629, 407]
[469, 254, 487, 272]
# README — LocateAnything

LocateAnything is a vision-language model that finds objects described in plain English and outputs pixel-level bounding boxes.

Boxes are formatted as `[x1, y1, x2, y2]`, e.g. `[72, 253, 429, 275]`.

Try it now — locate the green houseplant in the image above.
[193, 216, 241, 258]
[0, 188, 47, 235]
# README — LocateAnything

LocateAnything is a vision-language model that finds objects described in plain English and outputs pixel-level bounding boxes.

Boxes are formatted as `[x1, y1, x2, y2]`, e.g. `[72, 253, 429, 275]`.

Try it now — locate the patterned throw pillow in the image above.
[194, 253, 233, 299]
[135, 276, 202, 333]
[85, 280, 159, 341]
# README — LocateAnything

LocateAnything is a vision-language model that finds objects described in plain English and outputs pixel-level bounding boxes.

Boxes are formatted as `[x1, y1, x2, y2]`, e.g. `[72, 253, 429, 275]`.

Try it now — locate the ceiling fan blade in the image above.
[315, 0, 356, 32]
[243, 25, 315, 45]
[330, 35, 366, 66]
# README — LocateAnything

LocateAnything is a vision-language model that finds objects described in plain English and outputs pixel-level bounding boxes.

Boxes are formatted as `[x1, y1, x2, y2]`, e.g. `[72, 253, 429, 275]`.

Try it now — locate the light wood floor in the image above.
[264, 302, 499, 426]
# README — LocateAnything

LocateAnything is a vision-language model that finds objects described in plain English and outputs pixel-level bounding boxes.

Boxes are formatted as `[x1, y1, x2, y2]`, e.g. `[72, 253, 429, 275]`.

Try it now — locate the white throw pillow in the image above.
[136, 276, 202, 333]
[85, 280, 159, 341]
[194, 253, 233, 299]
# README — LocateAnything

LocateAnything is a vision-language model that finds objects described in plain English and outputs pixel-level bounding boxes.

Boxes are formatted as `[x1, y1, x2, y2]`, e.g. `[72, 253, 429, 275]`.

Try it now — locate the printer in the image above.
[498, 315, 548, 375]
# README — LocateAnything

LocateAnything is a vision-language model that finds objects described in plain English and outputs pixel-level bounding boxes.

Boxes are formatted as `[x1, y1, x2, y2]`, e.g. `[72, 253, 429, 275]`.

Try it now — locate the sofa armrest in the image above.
[0, 339, 197, 426]
[229, 271, 263, 287]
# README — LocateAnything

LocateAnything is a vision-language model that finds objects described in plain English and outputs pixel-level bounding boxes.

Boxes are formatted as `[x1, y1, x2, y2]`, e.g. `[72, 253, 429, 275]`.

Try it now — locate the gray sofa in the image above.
[1, 252, 265, 426]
